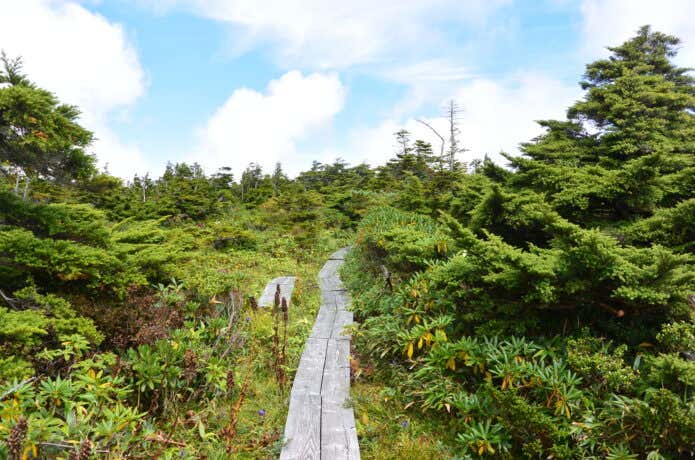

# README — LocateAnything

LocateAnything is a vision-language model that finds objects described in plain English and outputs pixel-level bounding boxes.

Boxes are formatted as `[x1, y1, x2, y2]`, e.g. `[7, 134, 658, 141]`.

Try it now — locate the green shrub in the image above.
[0, 191, 110, 246]
[345, 204, 694, 457]
[566, 337, 636, 393]
[656, 321, 695, 352]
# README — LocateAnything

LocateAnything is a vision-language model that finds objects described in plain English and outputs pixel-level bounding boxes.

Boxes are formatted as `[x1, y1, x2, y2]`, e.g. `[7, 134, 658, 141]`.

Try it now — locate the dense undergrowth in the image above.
[0, 188, 349, 457]
[1, 26, 694, 459]
[1, 53, 359, 456]
[343, 209, 693, 458]
[341, 27, 695, 460]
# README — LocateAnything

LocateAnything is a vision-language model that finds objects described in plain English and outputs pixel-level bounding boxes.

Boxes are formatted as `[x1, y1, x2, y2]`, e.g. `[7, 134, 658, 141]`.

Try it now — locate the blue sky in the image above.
[1, 0, 693, 178]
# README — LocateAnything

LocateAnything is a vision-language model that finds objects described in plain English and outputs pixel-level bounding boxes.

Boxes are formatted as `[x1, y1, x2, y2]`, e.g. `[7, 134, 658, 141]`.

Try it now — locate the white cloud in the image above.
[384, 60, 472, 84]
[448, 73, 580, 164]
[381, 59, 475, 117]
[0, 0, 149, 178]
[339, 72, 580, 168]
[136, 1, 580, 174]
[137, 0, 510, 69]
[192, 70, 346, 177]
[90, 131, 151, 179]
[9, 0, 689, 182]
[580, 0, 695, 65]
[342, 1, 695, 171]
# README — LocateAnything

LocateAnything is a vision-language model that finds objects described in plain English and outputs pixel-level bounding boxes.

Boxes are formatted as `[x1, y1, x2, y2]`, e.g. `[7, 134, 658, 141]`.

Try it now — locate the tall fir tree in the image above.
[509, 26, 694, 222]
[0, 53, 95, 190]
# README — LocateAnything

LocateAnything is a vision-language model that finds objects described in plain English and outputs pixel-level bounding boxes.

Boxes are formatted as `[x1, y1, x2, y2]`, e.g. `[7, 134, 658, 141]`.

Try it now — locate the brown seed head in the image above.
[7, 417, 28, 459]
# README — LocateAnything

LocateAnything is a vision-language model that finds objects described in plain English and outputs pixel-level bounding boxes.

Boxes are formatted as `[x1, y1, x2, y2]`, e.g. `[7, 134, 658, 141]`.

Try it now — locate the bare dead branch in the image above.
[39, 442, 110, 454]
[0, 377, 36, 400]
[416, 119, 445, 158]
[0, 288, 19, 308]
[144, 433, 187, 447]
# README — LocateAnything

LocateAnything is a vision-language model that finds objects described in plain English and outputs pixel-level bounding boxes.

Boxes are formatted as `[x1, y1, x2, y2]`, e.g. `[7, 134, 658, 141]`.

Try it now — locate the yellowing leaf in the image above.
[436, 329, 448, 342]
[23, 444, 38, 460]
[407, 342, 414, 359]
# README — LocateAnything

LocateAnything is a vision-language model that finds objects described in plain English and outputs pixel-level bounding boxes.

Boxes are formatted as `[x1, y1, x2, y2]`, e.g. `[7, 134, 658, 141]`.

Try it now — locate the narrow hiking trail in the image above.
[279, 248, 360, 460]
[258, 276, 296, 308]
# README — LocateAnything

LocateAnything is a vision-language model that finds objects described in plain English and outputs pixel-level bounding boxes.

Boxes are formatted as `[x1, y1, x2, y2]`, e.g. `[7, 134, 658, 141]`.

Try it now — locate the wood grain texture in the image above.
[310, 307, 337, 340]
[280, 248, 360, 460]
[292, 338, 328, 396]
[321, 400, 360, 460]
[320, 290, 337, 308]
[324, 339, 350, 370]
[331, 310, 353, 341]
[321, 365, 350, 402]
[319, 260, 344, 291]
[280, 394, 322, 460]
[258, 276, 296, 308]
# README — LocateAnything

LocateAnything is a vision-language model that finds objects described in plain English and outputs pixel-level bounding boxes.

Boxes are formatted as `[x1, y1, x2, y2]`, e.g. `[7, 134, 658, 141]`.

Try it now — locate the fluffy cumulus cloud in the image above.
[342, 72, 580, 168]
[447, 73, 580, 164]
[138, 0, 510, 69]
[0, 0, 148, 178]
[6, 0, 689, 178]
[580, 0, 695, 65]
[193, 71, 346, 176]
[327, 0, 695, 170]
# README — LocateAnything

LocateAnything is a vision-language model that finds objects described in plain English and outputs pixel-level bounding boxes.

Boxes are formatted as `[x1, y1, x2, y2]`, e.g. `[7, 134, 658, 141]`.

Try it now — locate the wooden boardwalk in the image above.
[280, 247, 360, 460]
[258, 276, 296, 308]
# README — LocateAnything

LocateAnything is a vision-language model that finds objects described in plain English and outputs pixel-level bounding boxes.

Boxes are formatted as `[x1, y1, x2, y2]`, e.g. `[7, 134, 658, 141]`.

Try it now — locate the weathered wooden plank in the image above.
[331, 310, 353, 340]
[319, 259, 341, 278]
[281, 393, 322, 460]
[320, 278, 344, 292]
[328, 247, 350, 260]
[321, 289, 350, 307]
[322, 364, 350, 402]
[281, 247, 360, 460]
[324, 338, 350, 370]
[319, 260, 344, 291]
[321, 400, 360, 460]
[321, 289, 338, 308]
[334, 290, 351, 310]
[258, 276, 296, 308]
[310, 307, 337, 339]
[291, 338, 327, 396]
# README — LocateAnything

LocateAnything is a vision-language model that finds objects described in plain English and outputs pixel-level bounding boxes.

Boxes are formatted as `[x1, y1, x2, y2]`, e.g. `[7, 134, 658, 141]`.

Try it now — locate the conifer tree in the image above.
[510, 26, 694, 222]
[0, 53, 95, 189]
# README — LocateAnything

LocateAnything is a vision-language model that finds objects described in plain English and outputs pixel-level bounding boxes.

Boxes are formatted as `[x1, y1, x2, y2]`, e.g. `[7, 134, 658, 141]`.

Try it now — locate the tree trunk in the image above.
[22, 176, 30, 200]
